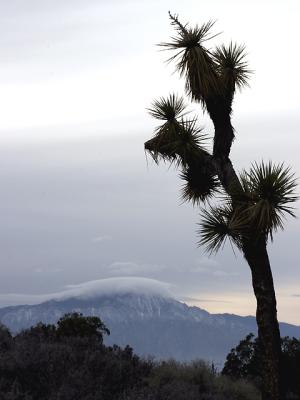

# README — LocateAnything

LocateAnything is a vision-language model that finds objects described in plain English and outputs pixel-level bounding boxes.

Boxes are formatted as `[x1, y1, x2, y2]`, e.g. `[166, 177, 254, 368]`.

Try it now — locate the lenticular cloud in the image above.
[0, 277, 175, 307]
[60, 277, 175, 300]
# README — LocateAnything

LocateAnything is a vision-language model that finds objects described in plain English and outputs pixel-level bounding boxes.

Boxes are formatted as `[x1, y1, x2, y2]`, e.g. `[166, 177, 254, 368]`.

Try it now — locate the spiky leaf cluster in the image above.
[145, 123, 189, 165]
[148, 93, 187, 121]
[161, 14, 251, 107]
[161, 14, 220, 105]
[239, 162, 298, 238]
[213, 42, 251, 94]
[181, 162, 219, 204]
[198, 204, 242, 253]
[198, 162, 298, 252]
[176, 119, 208, 166]
[146, 95, 207, 166]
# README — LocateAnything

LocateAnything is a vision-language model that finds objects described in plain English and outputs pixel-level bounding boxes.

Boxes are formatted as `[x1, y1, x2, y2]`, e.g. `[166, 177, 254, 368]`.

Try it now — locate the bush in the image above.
[125, 360, 260, 400]
[222, 333, 300, 399]
[0, 317, 260, 400]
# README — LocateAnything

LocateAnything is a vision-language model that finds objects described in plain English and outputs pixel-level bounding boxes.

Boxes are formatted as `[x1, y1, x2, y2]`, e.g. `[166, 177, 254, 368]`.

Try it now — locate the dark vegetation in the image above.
[222, 334, 300, 400]
[0, 313, 261, 400]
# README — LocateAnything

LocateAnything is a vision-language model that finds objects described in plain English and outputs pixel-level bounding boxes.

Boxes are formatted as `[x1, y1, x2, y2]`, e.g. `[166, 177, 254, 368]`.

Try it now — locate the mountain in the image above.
[0, 279, 299, 366]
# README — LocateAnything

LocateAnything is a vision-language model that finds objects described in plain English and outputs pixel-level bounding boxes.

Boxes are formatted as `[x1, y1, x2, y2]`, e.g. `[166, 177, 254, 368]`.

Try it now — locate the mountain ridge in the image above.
[0, 290, 299, 365]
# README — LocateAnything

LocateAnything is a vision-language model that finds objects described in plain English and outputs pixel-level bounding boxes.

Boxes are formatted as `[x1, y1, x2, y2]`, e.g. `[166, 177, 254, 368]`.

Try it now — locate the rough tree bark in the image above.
[243, 237, 282, 400]
[208, 101, 283, 400]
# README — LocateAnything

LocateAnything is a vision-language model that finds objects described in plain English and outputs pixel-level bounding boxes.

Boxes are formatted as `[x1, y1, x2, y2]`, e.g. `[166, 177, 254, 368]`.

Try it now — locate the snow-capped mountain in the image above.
[0, 278, 299, 366]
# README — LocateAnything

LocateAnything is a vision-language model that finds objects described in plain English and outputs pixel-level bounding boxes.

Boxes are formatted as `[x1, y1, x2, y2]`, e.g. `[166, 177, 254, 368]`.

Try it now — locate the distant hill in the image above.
[0, 279, 299, 366]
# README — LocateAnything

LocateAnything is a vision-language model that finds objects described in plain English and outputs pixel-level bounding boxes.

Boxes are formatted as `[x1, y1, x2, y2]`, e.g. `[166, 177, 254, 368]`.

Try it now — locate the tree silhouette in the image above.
[0, 320, 259, 399]
[57, 312, 110, 343]
[223, 334, 300, 397]
[144, 13, 297, 400]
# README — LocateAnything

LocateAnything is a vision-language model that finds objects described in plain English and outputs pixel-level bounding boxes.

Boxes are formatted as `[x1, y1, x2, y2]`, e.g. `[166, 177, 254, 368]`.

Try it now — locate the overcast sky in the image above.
[0, 0, 300, 324]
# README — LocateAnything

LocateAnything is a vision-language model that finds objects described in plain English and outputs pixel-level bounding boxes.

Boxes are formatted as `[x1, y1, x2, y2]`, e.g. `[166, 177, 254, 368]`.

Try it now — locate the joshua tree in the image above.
[144, 13, 297, 400]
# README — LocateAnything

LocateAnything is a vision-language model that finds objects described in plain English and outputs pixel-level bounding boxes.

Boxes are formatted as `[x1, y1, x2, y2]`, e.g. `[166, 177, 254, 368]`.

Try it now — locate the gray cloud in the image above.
[92, 235, 112, 243]
[181, 296, 233, 304]
[0, 0, 299, 323]
[0, 132, 298, 304]
[1, 0, 299, 132]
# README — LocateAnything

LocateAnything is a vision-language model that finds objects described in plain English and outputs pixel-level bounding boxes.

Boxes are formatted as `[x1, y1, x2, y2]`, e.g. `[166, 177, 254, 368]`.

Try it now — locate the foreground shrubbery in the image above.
[222, 333, 300, 399]
[0, 314, 260, 400]
[125, 360, 260, 400]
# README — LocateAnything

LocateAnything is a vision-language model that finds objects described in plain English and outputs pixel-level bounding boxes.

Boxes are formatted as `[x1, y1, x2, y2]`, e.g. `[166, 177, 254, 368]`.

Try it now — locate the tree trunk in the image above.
[243, 236, 282, 400]
[207, 105, 283, 400]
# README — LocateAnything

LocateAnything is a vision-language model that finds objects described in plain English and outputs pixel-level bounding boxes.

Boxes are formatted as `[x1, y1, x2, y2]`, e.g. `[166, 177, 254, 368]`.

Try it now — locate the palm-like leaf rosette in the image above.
[160, 13, 220, 105]
[198, 203, 243, 253]
[160, 14, 251, 108]
[145, 94, 208, 166]
[239, 162, 298, 239]
[198, 162, 298, 252]
[213, 42, 251, 97]
[148, 93, 187, 122]
[181, 161, 220, 205]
